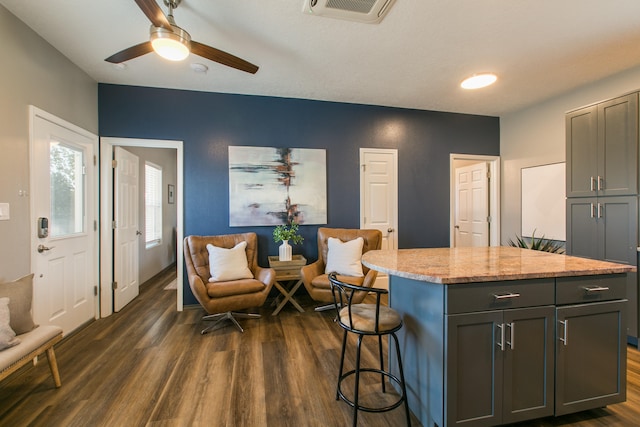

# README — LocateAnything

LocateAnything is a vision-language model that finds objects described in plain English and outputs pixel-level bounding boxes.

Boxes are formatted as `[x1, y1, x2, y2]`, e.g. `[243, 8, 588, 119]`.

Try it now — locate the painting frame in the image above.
[228, 146, 327, 226]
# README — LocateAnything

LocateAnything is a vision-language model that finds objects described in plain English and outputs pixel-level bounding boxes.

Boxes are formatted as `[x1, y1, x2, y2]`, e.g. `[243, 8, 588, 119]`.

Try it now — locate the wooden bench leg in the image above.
[46, 347, 61, 388]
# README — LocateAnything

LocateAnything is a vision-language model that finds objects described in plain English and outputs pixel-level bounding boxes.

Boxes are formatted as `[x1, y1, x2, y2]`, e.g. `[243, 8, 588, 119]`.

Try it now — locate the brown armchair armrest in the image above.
[254, 266, 276, 289]
[301, 260, 324, 286]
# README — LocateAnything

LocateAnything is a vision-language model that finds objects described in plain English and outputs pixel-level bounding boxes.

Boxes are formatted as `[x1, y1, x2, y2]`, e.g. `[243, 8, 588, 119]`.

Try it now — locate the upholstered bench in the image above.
[0, 325, 63, 387]
[0, 273, 63, 387]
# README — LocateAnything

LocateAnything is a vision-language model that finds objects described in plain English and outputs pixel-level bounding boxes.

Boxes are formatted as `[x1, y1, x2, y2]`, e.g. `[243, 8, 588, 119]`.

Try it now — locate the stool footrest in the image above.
[337, 368, 406, 413]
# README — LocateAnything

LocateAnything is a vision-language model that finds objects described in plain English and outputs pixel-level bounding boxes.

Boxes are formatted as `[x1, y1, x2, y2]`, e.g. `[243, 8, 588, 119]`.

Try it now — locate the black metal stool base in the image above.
[337, 367, 407, 413]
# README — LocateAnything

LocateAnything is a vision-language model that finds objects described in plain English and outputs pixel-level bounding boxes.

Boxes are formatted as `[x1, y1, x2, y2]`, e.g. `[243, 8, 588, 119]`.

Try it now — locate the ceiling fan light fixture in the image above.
[150, 25, 191, 61]
[461, 73, 497, 90]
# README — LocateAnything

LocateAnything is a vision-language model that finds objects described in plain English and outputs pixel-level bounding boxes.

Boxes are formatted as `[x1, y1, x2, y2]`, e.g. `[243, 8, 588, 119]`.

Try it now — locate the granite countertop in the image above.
[361, 246, 636, 284]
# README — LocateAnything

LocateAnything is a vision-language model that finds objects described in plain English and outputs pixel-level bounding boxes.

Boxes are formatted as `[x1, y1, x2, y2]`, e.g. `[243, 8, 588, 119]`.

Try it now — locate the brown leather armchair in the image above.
[301, 227, 382, 311]
[184, 233, 275, 334]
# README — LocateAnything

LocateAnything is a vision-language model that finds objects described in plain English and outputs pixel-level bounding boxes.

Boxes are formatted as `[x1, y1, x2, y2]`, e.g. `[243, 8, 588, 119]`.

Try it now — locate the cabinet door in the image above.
[566, 198, 598, 259]
[502, 306, 555, 424]
[598, 196, 638, 265]
[566, 105, 598, 197]
[446, 311, 503, 427]
[555, 300, 627, 416]
[598, 93, 638, 196]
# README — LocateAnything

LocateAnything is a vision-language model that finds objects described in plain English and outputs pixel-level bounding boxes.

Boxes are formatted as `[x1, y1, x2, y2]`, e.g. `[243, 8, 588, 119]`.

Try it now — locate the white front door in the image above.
[360, 148, 398, 289]
[454, 162, 489, 247]
[113, 147, 140, 312]
[30, 108, 97, 335]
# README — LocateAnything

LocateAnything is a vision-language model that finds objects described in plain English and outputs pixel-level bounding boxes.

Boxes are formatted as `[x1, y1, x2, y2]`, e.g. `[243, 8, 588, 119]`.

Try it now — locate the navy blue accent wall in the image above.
[98, 84, 499, 305]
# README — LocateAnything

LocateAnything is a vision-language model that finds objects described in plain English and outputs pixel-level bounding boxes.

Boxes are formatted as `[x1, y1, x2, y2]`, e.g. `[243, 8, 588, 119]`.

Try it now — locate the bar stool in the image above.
[328, 272, 411, 426]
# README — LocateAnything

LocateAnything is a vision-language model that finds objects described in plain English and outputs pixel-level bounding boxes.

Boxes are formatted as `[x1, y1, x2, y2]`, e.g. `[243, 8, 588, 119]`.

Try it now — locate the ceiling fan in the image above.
[105, 0, 258, 74]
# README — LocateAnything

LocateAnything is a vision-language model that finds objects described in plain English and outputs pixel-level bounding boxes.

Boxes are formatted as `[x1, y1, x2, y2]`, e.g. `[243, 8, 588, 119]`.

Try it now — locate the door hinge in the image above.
[361, 164, 366, 172]
[112, 220, 117, 229]
[487, 170, 491, 179]
[487, 215, 492, 223]
[82, 165, 86, 175]
[112, 159, 117, 168]
[94, 220, 97, 231]
[93, 155, 97, 166]
[94, 286, 98, 296]
[112, 281, 118, 290]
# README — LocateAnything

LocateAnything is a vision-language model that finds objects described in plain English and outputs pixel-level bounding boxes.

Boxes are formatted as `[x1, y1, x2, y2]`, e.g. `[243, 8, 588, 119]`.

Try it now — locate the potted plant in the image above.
[273, 222, 304, 261]
[508, 229, 564, 253]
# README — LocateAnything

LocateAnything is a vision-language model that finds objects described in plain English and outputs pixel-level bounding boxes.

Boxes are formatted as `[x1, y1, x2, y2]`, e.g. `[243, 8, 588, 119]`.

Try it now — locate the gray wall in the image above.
[0, 5, 98, 281]
[123, 147, 178, 284]
[500, 65, 640, 243]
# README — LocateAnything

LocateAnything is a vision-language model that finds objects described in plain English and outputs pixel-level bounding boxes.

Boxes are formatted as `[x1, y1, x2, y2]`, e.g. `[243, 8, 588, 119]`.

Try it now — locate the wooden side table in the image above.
[268, 255, 307, 316]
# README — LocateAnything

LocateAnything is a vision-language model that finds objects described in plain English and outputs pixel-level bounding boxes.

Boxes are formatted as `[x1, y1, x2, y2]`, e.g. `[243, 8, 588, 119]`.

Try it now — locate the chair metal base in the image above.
[314, 303, 336, 312]
[201, 312, 260, 334]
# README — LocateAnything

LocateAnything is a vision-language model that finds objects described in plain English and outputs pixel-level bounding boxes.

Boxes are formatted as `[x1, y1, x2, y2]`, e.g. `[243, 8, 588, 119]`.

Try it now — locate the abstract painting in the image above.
[229, 146, 327, 226]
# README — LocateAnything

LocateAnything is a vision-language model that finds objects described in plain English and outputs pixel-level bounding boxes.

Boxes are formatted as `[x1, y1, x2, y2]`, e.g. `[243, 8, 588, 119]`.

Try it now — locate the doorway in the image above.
[100, 137, 184, 317]
[450, 154, 500, 247]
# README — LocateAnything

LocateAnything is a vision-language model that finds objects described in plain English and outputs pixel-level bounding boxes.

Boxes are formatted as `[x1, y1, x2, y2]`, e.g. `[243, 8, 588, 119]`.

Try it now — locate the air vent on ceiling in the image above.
[303, 0, 396, 24]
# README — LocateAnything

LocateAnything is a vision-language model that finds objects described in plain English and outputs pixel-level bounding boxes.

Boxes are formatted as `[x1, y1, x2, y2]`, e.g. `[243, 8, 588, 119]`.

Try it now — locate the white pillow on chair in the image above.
[207, 241, 254, 282]
[325, 237, 365, 277]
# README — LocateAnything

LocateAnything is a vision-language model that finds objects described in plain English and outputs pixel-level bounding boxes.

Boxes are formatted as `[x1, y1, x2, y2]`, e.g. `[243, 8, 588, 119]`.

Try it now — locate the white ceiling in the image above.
[3, 0, 640, 117]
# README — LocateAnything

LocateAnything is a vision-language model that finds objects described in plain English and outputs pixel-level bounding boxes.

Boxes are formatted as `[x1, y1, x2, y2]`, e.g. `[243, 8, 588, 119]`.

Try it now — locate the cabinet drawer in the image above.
[445, 279, 555, 314]
[556, 274, 627, 305]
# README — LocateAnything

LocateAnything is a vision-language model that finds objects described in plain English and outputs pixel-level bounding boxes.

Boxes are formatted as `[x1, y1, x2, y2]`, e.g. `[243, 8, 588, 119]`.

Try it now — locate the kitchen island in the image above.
[362, 246, 635, 427]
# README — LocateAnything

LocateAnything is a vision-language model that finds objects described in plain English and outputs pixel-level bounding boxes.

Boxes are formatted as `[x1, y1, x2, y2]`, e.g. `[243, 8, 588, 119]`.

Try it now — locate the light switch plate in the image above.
[0, 203, 10, 220]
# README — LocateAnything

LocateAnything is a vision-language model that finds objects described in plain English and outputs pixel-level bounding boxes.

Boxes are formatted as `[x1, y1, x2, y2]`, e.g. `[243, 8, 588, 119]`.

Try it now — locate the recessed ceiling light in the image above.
[461, 73, 497, 90]
[190, 63, 208, 73]
[113, 62, 127, 70]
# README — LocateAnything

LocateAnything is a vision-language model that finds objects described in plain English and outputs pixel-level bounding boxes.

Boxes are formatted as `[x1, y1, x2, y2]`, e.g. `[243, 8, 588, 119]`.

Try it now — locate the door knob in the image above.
[387, 228, 394, 233]
[37, 244, 54, 253]
[136, 230, 142, 236]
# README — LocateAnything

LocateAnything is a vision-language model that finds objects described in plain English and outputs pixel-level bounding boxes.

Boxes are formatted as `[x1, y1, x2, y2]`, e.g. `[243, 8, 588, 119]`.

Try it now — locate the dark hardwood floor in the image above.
[1, 269, 639, 427]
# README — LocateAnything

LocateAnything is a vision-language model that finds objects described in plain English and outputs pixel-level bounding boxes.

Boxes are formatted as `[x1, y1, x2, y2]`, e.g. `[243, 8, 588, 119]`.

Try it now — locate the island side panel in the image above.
[389, 275, 445, 427]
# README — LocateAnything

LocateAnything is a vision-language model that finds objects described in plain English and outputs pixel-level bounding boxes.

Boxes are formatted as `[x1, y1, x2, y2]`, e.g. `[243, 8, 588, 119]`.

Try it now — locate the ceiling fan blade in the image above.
[105, 41, 154, 63]
[135, 0, 172, 30]
[191, 41, 259, 74]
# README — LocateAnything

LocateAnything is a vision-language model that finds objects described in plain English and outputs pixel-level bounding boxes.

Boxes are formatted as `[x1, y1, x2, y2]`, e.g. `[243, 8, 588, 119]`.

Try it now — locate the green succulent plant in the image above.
[508, 229, 564, 254]
[273, 222, 304, 245]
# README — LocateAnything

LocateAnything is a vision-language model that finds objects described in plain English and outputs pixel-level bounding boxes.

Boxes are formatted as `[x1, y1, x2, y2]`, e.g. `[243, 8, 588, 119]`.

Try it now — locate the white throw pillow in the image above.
[207, 241, 254, 282]
[325, 237, 365, 277]
[0, 297, 20, 351]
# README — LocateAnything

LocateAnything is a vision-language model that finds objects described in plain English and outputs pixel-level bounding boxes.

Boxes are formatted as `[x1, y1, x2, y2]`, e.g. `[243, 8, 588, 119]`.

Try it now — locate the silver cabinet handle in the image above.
[493, 293, 520, 300]
[582, 286, 610, 293]
[506, 322, 515, 350]
[597, 175, 603, 191]
[590, 176, 596, 192]
[559, 319, 568, 346]
[496, 323, 505, 351]
[597, 203, 603, 218]
[590, 203, 595, 218]
[37, 244, 54, 253]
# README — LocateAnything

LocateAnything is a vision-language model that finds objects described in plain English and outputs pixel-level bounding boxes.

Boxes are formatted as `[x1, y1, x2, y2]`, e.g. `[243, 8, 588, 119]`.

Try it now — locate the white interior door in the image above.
[454, 162, 489, 247]
[30, 108, 97, 335]
[113, 147, 140, 312]
[360, 148, 398, 289]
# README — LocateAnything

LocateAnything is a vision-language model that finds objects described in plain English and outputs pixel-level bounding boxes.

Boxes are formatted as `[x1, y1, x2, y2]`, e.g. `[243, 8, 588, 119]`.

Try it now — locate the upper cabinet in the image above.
[566, 93, 638, 198]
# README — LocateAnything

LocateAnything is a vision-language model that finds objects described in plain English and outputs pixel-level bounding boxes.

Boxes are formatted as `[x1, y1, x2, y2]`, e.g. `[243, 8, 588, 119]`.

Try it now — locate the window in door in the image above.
[145, 162, 162, 248]
[50, 140, 85, 237]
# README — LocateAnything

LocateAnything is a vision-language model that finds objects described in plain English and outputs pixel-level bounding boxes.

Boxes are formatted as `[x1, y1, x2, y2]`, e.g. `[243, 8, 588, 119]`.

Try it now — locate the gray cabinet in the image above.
[566, 196, 638, 265]
[446, 306, 555, 426]
[556, 300, 627, 415]
[444, 279, 555, 426]
[566, 93, 638, 198]
[555, 275, 627, 415]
